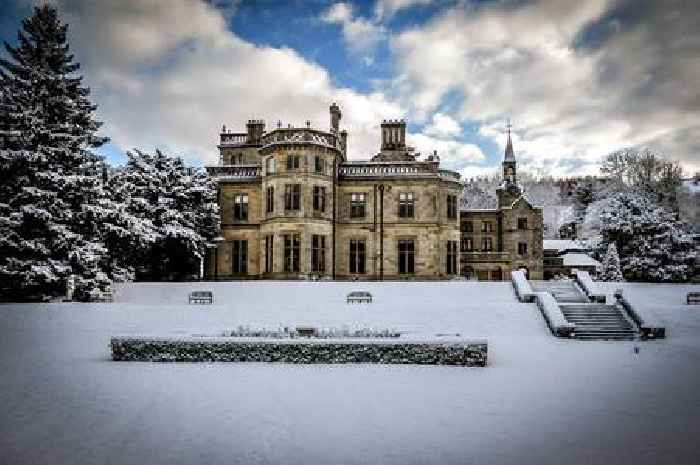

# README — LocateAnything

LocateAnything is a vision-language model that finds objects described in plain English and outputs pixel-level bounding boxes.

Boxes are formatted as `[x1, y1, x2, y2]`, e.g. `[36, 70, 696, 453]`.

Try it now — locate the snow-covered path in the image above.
[1, 282, 699, 465]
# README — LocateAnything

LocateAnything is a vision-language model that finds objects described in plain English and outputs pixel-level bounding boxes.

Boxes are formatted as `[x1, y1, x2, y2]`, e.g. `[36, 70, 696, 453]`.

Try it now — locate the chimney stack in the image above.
[330, 102, 341, 133]
[246, 119, 265, 144]
[380, 119, 406, 151]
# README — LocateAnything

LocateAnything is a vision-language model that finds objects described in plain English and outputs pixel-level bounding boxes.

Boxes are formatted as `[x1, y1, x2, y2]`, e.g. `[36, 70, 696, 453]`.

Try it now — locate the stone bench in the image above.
[189, 291, 213, 304]
[347, 291, 372, 304]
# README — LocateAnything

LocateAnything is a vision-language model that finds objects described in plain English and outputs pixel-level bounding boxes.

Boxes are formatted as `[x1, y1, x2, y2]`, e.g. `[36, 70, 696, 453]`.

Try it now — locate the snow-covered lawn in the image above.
[1, 281, 699, 465]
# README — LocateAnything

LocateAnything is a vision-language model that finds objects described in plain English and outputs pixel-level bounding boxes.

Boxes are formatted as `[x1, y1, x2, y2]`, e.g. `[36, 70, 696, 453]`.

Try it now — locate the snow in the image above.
[510, 269, 535, 302]
[563, 252, 601, 267]
[573, 269, 605, 302]
[682, 179, 700, 194]
[1, 281, 700, 465]
[533, 291, 574, 335]
[543, 239, 588, 253]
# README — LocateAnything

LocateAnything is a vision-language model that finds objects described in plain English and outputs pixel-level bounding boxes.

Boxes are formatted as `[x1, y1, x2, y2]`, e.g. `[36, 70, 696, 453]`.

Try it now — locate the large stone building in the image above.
[205, 104, 462, 280]
[459, 127, 544, 280]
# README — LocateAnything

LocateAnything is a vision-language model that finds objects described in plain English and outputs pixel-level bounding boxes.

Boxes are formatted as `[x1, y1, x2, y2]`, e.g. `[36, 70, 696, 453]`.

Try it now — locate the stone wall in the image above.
[111, 337, 488, 366]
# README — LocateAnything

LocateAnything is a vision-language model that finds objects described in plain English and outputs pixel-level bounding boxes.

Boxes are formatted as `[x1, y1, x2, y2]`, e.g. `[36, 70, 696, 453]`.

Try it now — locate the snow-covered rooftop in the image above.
[562, 252, 601, 268]
[543, 239, 588, 252]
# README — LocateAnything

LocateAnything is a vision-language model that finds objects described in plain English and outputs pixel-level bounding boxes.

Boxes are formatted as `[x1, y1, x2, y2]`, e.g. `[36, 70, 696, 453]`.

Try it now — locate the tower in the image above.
[497, 119, 522, 208]
[503, 119, 516, 184]
[330, 102, 341, 133]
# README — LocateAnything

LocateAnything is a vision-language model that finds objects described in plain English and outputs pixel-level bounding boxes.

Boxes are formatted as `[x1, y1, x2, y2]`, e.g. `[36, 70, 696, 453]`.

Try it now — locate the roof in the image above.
[543, 239, 588, 253]
[562, 253, 601, 268]
[504, 129, 515, 162]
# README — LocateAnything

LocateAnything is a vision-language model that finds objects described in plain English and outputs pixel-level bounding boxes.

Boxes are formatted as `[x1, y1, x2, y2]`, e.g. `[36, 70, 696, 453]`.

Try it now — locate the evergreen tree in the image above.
[110, 149, 220, 280]
[0, 6, 109, 300]
[599, 243, 624, 282]
[598, 191, 696, 282]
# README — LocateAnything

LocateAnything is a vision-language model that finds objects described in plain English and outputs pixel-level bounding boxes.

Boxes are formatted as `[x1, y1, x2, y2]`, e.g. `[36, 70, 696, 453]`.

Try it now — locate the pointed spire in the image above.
[504, 119, 515, 162]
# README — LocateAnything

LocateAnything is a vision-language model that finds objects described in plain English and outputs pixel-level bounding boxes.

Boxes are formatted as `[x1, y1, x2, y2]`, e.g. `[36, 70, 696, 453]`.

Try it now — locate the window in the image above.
[284, 234, 300, 272]
[311, 235, 326, 273]
[482, 237, 493, 252]
[265, 235, 273, 273]
[233, 194, 248, 221]
[447, 195, 457, 219]
[398, 239, 415, 274]
[491, 270, 501, 281]
[349, 239, 366, 274]
[231, 240, 247, 274]
[350, 193, 366, 218]
[481, 221, 492, 233]
[286, 154, 300, 170]
[399, 192, 414, 218]
[461, 237, 473, 252]
[518, 218, 528, 230]
[285, 184, 301, 210]
[518, 242, 528, 256]
[265, 157, 275, 175]
[462, 221, 473, 233]
[446, 241, 458, 274]
[266, 187, 274, 213]
[313, 186, 326, 212]
[314, 156, 324, 173]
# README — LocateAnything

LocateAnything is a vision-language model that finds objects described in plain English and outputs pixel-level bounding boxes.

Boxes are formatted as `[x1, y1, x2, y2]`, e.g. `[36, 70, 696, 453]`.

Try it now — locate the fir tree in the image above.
[598, 191, 696, 282]
[0, 6, 109, 300]
[109, 149, 220, 280]
[599, 243, 624, 282]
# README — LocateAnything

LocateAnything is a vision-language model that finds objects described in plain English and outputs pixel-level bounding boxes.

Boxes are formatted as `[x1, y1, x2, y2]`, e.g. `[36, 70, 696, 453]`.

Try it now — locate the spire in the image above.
[504, 119, 515, 162]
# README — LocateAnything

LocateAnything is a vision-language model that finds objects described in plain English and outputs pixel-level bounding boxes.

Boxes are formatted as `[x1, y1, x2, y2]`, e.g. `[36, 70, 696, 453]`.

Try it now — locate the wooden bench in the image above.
[189, 291, 213, 304]
[688, 292, 700, 305]
[347, 291, 372, 304]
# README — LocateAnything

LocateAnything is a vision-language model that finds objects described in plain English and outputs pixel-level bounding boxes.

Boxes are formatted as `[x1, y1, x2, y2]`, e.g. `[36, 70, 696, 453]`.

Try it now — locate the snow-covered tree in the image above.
[109, 149, 220, 280]
[598, 191, 696, 282]
[599, 243, 624, 282]
[0, 6, 110, 300]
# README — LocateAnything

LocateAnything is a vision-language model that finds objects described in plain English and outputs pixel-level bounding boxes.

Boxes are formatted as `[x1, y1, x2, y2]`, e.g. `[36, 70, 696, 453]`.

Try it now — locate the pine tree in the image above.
[598, 191, 696, 282]
[109, 149, 220, 280]
[600, 243, 624, 282]
[0, 6, 109, 300]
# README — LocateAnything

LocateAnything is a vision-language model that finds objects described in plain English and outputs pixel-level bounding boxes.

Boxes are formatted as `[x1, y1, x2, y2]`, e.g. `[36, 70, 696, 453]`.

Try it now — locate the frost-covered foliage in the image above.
[108, 149, 220, 280]
[598, 191, 696, 282]
[0, 6, 111, 301]
[599, 243, 624, 282]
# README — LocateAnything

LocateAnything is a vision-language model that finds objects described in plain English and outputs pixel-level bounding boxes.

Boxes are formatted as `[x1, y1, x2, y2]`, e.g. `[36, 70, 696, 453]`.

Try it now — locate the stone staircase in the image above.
[532, 280, 589, 303]
[532, 279, 639, 341]
[560, 303, 638, 340]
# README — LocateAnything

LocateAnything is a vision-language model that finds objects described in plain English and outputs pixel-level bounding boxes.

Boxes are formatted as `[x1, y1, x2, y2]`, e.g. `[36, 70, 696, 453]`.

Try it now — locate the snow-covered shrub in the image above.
[598, 191, 696, 282]
[599, 243, 624, 282]
[110, 337, 488, 367]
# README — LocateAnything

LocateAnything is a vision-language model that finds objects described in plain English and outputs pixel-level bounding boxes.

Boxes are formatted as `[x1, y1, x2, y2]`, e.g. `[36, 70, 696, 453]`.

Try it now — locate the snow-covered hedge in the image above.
[222, 326, 400, 339]
[573, 270, 606, 303]
[110, 336, 488, 367]
[511, 269, 535, 302]
[614, 290, 666, 339]
[534, 292, 575, 337]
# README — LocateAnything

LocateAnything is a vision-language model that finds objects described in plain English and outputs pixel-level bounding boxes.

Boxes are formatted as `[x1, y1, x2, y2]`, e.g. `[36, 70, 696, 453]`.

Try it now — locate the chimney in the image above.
[246, 119, 265, 144]
[330, 102, 341, 133]
[340, 130, 348, 158]
[380, 119, 406, 151]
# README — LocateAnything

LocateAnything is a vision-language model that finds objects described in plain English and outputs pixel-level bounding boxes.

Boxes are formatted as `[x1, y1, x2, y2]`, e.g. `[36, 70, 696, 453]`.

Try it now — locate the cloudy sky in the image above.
[1, 0, 698, 177]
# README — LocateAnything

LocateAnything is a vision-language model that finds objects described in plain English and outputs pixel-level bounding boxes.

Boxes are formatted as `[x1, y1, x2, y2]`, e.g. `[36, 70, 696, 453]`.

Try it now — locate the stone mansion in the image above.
[205, 103, 543, 280]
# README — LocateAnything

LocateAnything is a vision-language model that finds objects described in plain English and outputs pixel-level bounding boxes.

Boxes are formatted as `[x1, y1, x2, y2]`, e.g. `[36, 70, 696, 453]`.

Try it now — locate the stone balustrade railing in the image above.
[460, 251, 511, 262]
[219, 133, 248, 145]
[339, 163, 460, 182]
[205, 164, 261, 180]
[261, 128, 342, 151]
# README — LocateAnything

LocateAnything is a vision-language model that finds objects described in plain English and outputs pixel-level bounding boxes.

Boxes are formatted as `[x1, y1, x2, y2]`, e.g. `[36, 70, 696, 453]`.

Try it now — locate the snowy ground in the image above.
[1, 281, 699, 465]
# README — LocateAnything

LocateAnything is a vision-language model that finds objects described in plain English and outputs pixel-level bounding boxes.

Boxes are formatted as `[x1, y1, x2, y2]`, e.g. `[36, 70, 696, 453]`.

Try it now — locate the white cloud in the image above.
[52, 0, 402, 165]
[321, 2, 385, 59]
[391, 0, 700, 175]
[424, 112, 462, 138]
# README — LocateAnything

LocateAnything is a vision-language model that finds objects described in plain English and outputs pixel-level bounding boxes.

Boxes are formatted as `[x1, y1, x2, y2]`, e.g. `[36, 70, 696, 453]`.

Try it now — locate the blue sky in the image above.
[1, 0, 698, 177]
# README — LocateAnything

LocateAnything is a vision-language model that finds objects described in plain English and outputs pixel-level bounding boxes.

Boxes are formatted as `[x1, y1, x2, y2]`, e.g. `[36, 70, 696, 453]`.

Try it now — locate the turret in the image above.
[503, 120, 516, 184]
[330, 102, 341, 133]
[246, 119, 265, 144]
[340, 129, 348, 159]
